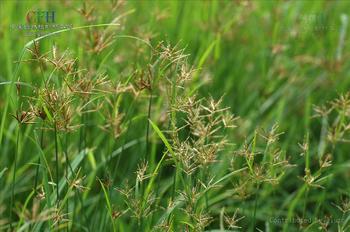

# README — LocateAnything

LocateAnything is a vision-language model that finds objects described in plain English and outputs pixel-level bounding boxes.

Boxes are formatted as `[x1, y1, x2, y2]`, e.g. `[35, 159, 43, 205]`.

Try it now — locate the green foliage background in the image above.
[1, 0, 350, 231]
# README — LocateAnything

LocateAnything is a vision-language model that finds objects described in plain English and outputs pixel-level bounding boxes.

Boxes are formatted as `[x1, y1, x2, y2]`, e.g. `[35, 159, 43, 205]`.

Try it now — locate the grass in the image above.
[1, 0, 350, 231]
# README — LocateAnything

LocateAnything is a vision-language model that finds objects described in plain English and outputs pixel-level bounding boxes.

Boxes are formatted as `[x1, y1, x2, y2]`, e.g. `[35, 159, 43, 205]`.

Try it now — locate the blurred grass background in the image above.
[1, 0, 350, 231]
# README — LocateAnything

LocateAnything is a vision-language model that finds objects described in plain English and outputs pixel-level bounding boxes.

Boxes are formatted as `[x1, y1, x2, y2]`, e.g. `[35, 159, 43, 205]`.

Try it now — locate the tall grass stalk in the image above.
[64, 134, 70, 231]
[34, 126, 44, 192]
[145, 87, 153, 160]
[9, 125, 20, 231]
[251, 182, 260, 232]
[54, 122, 60, 208]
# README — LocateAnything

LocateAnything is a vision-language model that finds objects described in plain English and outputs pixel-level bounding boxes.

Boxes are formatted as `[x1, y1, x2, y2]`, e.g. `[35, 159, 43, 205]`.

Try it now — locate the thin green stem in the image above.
[62, 135, 89, 230]
[65, 134, 69, 232]
[10, 125, 20, 230]
[54, 123, 59, 207]
[202, 167, 209, 210]
[34, 127, 44, 192]
[145, 88, 153, 160]
[251, 182, 260, 232]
